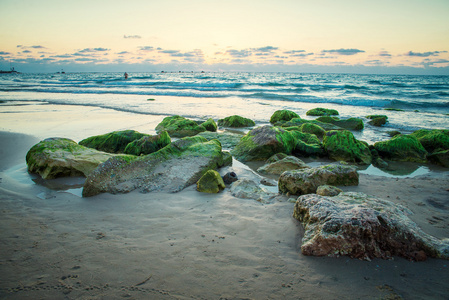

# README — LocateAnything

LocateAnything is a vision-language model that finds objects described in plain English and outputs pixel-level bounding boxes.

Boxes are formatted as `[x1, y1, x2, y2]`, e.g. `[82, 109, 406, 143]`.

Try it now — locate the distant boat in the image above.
[0, 67, 19, 74]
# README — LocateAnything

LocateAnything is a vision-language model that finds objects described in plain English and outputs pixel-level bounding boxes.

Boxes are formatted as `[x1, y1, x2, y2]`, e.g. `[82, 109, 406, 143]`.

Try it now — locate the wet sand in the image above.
[0, 104, 449, 299]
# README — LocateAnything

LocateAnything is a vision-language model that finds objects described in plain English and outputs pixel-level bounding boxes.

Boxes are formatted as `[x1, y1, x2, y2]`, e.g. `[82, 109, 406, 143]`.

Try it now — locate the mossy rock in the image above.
[282, 118, 342, 131]
[427, 149, 449, 168]
[384, 108, 404, 111]
[231, 125, 296, 162]
[197, 170, 226, 193]
[200, 118, 218, 132]
[270, 110, 299, 124]
[323, 130, 372, 164]
[300, 123, 325, 139]
[288, 130, 325, 157]
[410, 129, 449, 154]
[387, 130, 401, 137]
[217, 115, 255, 128]
[316, 116, 364, 131]
[155, 115, 206, 138]
[124, 131, 171, 156]
[197, 131, 243, 150]
[366, 114, 388, 120]
[257, 156, 309, 175]
[79, 130, 148, 153]
[373, 135, 427, 163]
[306, 107, 339, 116]
[368, 116, 387, 127]
[265, 153, 288, 164]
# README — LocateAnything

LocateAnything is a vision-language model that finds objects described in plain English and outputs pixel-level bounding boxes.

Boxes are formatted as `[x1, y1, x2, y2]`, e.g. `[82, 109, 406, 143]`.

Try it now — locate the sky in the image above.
[1, 0, 449, 74]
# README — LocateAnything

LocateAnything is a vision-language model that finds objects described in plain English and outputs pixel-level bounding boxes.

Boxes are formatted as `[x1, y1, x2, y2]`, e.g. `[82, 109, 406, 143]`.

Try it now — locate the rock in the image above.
[260, 178, 277, 186]
[428, 150, 449, 168]
[231, 125, 297, 162]
[123, 131, 171, 156]
[79, 130, 148, 153]
[293, 192, 449, 260]
[217, 115, 255, 128]
[300, 123, 326, 139]
[26, 138, 129, 180]
[278, 164, 358, 196]
[368, 117, 387, 127]
[199, 118, 218, 132]
[306, 107, 339, 116]
[197, 131, 243, 149]
[316, 185, 342, 196]
[288, 130, 325, 157]
[387, 130, 401, 137]
[282, 118, 342, 131]
[197, 170, 225, 193]
[366, 114, 388, 120]
[229, 179, 275, 203]
[316, 116, 364, 131]
[155, 115, 207, 138]
[270, 110, 299, 124]
[222, 172, 238, 184]
[323, 130, 372, 164]
[265, 153, 288, 164]
[410, 129, 449, 154]
[82, 136, 227, 197]
[374, 134, 427, 163]
[257, 156, 310, 175]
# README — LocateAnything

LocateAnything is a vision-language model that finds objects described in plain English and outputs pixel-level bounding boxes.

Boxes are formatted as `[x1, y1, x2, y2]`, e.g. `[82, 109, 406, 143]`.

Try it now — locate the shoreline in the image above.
[1, 103, 449, 299]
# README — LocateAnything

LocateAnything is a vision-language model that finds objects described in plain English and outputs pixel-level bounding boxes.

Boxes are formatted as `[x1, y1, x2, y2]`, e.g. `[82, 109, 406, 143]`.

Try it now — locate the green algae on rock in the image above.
[257, 155, 309, 175]
[278, 164, 359, 195]
[199, 118, 218, 132]
[306, 107, 339, 116]
[316, 116, 364, 131]
[428, 149, 449, 168]
[323, 130, 372, 164]
[368, 116, 388, 127]
[374, 134, 427, 163]
[196, 169, 225, 193]
[288, 130, 325, 157]
[197, 131, 243, 150]
[269, 110, 299, 124]
[26, 138, 132, 180]
[282, 117, 342, 131]
[79, 130, 148, 153]
[217, 115, 256, 128]
[124, 131, 171, 156]
[155, 115, 207, 138]
[410, 129, 449, 154]
[299, 123, 326, 139]
[231, 125, 297, 162]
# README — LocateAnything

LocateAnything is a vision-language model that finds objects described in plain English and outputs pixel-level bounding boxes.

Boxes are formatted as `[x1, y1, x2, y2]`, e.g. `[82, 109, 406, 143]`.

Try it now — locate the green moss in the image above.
[200, 118, 218, 132]
[306, 107, 339, 116]
[368, 116, 387, 127]
[323, 130, 372, 164]
[79, 130, 148, 153]
[316, 116, 364, 131]
[299, 123, 325, 139]
[196, 170, 225, 193]
[289, 130, 324, 157]
[124, 131, 171, 156]
[387, 130, 401, 137]
[374, 134, 427, 162]
[384, 108, 404, 111]
[155, 115, 206, 138]
[217, 115, 255, 127]
[410, 129, 449, 153]
[366, 115, 388, 120]
[270, 110, 299, 124]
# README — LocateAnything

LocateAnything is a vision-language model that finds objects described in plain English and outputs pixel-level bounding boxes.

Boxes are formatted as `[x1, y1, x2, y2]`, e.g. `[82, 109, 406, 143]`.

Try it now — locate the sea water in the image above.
[1, 72, 448, 144]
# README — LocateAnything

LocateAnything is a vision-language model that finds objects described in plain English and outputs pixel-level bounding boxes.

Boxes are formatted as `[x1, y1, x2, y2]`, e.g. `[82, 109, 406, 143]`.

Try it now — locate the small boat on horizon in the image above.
[0, 67, 19, 74]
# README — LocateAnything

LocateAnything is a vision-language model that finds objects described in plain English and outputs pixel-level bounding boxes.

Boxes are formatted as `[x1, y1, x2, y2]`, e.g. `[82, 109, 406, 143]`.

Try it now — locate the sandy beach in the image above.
[1, 104, 449, 299]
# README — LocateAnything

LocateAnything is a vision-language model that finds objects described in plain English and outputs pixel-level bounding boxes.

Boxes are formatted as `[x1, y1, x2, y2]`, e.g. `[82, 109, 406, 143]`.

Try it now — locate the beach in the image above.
[1, 102, 449, 299]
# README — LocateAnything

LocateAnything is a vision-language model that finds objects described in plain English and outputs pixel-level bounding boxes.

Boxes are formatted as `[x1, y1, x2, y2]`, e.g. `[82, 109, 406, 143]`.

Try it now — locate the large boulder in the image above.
[289, 130, 325, 157]
[231, 125, 297, 162]
[293, 192, 449, 261]
[257, 156, 309, 175]
[306, 107, 339, 116]
[83, 136, 227, 197]
[270, 110, 299, 124]
[155, 115, 207, 138]
[197, 131, 243, 150]
[217, 115, 255, 128]
[282, 118, 342, 131]
[124, 131, 171, 156]
[300, 123, 326, 139]
[229, 179, 276, 203]
[26, 138, 130, 179]
[79, 130, 148, 153]
[200, 118, 218, 132]
[367, 115, 388, 127]
[323, 130, 372, 164]
[410, 129, 449, 154]
[316, 116, 364, 131]
[373, 134, 427, 163]
[278, 164, 358, 195]
[197, 170, 225, 193]
[428, 150, 449, 168]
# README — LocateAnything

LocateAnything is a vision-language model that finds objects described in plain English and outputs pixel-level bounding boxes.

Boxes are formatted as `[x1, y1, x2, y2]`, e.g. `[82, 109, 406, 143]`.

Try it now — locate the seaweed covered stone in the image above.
[257, 155, 309, 175]
[368, 116, 388, 127]
[306, 107, 339, 116]
[278, 164, 359, 195]
[26, 138, 131, 179]
[374, 134, 427, 163]
[200, 118, 218, 132]
[83, 136, 228, 197]
[231, 125, 297, 162]
[79, 130, 148, 153]
[323, 130, 372, 164]
[124, 131, 171, 156]
[410, 129, 449, 154]
[196, 170, 225, 193]
[316, 116, 364, 131]
[288, 130, 325, 157]
[270, 110, 299, 124]
[299, 123, 326, 139]
[293, 192, 449, 261]
[155, 115, 207, 138]
[217, 115, 255, 128]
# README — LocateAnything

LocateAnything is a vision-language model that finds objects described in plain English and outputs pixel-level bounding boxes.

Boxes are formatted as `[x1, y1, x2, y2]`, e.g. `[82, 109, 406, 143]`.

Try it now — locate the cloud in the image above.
[78, 47, 110, 53]
[124, 35, 142, 39]
[22, 50, 32, 53]
[117, 51, 130, 55]
[290, 52, 314, 58]
[226, 49, 252, 58]
[252, 46, 278, 53]
[405, 51, 446, 57]
[322, 48, 365, 55]
[283, 50, 306, 54]
[138, 46, 154, 51]
[378, 51, 392, 57]
[31, 45, 45, 49]
[17, 45, 46, 49]
[0, 51, 11, 55]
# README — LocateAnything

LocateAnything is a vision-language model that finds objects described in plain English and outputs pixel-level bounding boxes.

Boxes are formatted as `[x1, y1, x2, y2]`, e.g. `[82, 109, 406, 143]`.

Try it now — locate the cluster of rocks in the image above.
[26, 109, 449, 261]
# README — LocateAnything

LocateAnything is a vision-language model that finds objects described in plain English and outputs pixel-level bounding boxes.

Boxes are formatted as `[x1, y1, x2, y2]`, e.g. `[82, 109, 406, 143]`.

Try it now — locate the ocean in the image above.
[1, 72, 448, 144]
